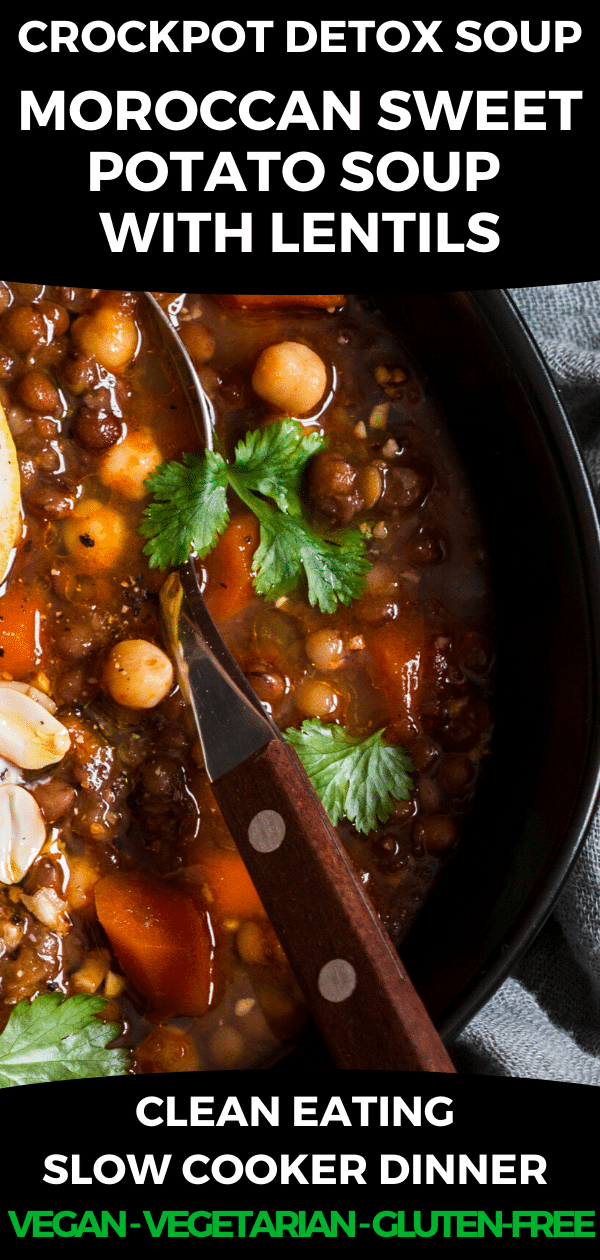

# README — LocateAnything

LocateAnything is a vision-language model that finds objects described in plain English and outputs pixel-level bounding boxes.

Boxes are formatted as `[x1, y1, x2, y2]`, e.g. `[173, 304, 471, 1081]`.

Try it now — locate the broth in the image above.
[0, 288, 493, 1073]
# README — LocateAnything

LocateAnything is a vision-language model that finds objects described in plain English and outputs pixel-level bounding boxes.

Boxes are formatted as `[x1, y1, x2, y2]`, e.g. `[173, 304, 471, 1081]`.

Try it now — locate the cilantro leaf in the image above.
[140, 417, 372, 612]
[0, 993, 131, 1087]
[141, 449, 229, 568]
[252, 505, 370, 614]
[284, 720, 415, 834]
[231, 419, 323, 517]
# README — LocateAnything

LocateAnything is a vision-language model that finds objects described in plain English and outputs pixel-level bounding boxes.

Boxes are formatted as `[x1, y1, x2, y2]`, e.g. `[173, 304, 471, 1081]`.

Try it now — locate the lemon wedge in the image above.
[0, 403, 21, 580]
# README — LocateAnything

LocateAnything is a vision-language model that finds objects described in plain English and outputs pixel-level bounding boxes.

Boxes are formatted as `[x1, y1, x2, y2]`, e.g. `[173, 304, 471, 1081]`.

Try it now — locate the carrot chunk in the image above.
[0, 584, 45, 677]
[367, 623, 426, 724]
[216, 295, 346, 309]
[94, 871, 218, 1018]
[200, 847, 266, 922]
[203, 513, 260, 622]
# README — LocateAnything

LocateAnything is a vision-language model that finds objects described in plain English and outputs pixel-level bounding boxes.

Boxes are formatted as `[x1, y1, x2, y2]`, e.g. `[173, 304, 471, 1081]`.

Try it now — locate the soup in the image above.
[0, 287, 493, 1074]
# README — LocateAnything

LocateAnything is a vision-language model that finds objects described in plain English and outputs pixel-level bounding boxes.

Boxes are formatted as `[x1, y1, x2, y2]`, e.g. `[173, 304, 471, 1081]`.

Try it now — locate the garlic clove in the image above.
[0, 402, 22, 585]
[0, 688, 70, 769]
[0, 783, 46, 884]
[0, 681, 57, 714]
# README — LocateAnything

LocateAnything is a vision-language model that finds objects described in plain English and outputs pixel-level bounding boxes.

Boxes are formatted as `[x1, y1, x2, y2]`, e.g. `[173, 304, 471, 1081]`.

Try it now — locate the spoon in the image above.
[144, 292, 455, 1073]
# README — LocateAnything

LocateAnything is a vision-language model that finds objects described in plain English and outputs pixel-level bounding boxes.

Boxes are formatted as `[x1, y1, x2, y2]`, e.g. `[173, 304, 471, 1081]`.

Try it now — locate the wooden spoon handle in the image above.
[211, 738, 455, 1073]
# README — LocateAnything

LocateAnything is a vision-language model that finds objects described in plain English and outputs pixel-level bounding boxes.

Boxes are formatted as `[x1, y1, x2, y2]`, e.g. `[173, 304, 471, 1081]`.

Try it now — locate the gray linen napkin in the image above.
[451, 282, 600, 1084]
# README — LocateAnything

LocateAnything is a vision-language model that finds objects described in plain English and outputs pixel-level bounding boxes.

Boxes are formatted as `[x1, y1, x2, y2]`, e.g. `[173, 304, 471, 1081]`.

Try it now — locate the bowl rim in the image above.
[435, 287, 600, 1039]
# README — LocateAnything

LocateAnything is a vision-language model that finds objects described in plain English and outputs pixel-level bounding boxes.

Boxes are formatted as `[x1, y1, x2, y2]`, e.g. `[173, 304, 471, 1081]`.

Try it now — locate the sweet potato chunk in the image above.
[0, 584, 45, 676]
[367, 623, 426, 725]
[203, 513, 260, 621]
[200, 847, 266, 922]
[94, 871, 218, 1018]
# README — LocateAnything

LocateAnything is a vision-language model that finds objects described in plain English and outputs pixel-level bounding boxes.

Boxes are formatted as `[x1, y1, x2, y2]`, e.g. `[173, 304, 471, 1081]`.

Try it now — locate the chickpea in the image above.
[209, 1025, 245, 1068]
[237, 920, 269, 965]
[103, 639, 174, 709]
[63, 499, 127, 571]
[252, 342, 327, 416]
[254, 982, 306, 1041]
[237, 919, 287, 967]
[305, 628, 344, 671]
[99, 427, 163, 500]
[296, 679, 340, 720]
[135, 1027, 200, 1074]
[72, 304, 138, 371]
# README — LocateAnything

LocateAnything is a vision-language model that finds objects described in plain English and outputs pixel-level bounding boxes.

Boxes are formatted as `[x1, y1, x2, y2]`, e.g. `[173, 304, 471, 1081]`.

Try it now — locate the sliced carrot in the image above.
[0, 583, 45, 677]
[216, 294, 345, 309]
[203, 512, 260, 622]
[94, 871, 218, 1018]
[200, 847, 266, 922]
[366, 623, 427, 725]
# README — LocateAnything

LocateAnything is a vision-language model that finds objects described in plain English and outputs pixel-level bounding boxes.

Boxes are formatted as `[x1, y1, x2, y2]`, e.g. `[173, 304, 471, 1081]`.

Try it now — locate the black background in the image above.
[1, 1073, 597, 1243]
[6, 10, 598, 288]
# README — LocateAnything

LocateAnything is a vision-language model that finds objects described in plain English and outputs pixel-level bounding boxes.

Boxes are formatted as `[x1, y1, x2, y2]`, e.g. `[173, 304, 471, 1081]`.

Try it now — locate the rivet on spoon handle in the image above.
[211, 737, 456, 1073]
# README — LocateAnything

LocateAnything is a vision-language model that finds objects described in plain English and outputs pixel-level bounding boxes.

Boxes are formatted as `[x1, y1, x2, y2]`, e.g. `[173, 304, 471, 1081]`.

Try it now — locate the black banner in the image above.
[1, 1073, 597, 1243]
[4, 12, 597, 287]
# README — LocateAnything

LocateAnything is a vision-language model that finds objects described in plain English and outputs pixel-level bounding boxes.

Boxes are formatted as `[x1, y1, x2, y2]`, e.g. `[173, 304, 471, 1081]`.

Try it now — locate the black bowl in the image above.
[379, 289, 600, 1039]
[281, 289, 600, 1067]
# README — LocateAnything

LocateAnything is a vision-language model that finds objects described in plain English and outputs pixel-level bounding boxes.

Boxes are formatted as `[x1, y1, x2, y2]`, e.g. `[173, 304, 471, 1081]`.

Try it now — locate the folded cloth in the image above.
[451, 282, 600, 1083]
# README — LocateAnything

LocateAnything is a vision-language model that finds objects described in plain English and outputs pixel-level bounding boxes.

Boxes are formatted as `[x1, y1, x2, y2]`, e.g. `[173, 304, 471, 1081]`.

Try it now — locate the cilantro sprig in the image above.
[284, 720, 415, 835]
[0, 993, 131, 1087]
[140, 419, 370, 614]
[230, 420, 323, 517]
